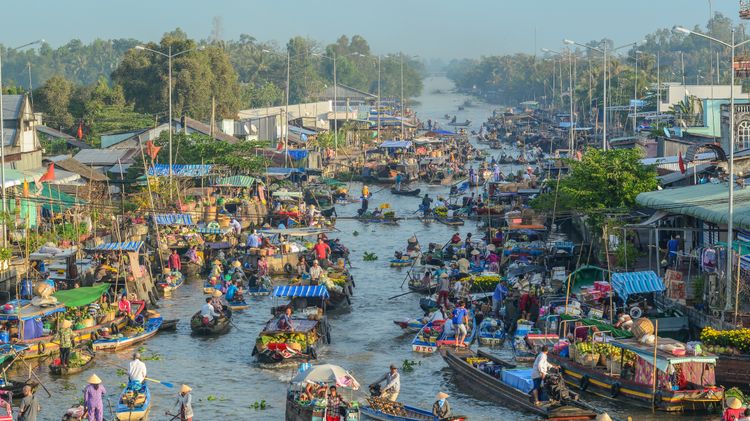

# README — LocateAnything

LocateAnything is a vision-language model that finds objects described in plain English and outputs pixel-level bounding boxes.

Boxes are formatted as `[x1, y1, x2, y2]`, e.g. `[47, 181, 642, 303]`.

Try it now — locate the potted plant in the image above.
[0, 247, 12, 270]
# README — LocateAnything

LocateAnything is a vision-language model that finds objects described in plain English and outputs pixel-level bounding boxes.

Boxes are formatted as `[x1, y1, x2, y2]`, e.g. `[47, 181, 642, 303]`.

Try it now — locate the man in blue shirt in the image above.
[667, 235, 680, 268]
[225, 281, 238, 302]
[451, 301, 469, 347]
[492, 281, 508, 319]
[246, 230, 261, 248]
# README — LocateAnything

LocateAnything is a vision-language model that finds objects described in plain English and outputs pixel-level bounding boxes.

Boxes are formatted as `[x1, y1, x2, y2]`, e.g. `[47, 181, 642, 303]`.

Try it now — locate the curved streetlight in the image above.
[134, 44, 205, 189]
[0, 39, 44, 230]
[673, 25, 750, 313]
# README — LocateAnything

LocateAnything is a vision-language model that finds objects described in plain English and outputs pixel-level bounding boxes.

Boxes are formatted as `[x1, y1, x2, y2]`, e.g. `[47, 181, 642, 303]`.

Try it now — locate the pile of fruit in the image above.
[701, 327, 750, 354]
[433, 207, 448, 217]
[471, 275, 501, 292]
[257, 331, 316, 350]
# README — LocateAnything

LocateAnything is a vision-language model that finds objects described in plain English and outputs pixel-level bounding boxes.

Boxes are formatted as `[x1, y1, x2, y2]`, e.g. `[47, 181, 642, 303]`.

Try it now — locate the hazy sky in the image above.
[2, 0, 741, 59]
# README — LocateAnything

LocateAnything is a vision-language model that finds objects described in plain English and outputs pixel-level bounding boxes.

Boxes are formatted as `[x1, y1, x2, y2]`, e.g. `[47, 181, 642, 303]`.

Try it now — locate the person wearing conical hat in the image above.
[55, 319, 74, 368]
[211, 289, 224, 314]
[723, 397, 745, 421]
[83, 374, 106, 421]
[174, 384, 194, 421]
[432, 392, 452, 420]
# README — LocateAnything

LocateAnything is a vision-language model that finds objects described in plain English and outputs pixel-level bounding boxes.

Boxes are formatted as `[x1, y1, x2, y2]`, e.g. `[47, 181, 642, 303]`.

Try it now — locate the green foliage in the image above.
[362, 252, 378, 261]
[531, 148, 658, 226]
[156, 132, 269, 173]
[36, 75, 75, 129]
[401, 359, 421, 372]
[614, 242, 639, 269]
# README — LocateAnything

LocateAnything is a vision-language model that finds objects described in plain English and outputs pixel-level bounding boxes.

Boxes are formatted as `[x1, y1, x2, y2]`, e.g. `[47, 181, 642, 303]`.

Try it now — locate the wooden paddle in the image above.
[388, 290, 418, 300]
[8, 348, 52, 398]
[97, 359, 174, 388]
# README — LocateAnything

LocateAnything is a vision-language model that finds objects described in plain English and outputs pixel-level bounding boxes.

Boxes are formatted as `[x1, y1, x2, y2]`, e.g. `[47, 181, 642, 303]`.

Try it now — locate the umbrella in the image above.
[290, 364, 361, 390]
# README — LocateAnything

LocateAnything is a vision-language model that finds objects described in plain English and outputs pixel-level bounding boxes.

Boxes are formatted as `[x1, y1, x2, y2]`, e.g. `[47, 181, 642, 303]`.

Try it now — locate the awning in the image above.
[0, 300, 65, 321]
[271, 191, 303, 198]
[610, 271, 664, 300]
[610, 338, 717, 372]
[53, 284, 110, 308]
[91, 241, 143, 252]
[38, 184, 86, 212]
[148, 164, 213, 177]
[273, 285, 329, 298]
[197, 226, 232, 235]
[657, 164, 712, 186]
[379, 140, 412, 149]
[626, 210, 668, 228]
[154, 214, 194, 226]
[215, 175, 256, 187]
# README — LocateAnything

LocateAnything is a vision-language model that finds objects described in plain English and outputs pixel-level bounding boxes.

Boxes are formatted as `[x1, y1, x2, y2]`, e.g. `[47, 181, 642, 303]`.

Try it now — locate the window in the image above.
[738, 120, 750, 150]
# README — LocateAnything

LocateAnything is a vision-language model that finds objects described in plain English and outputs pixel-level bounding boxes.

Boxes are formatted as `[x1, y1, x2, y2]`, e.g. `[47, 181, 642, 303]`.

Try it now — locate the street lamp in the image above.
[134, 44, 204, 192]
[262, 48, 291, 164]
[354, 53, 382, 142]
[634, 50, 643, 135]
[542, 48, 575, 151]
[674, 25, 750, 313]
[564, 38, 642, 150]
[0, 39, 43, 228]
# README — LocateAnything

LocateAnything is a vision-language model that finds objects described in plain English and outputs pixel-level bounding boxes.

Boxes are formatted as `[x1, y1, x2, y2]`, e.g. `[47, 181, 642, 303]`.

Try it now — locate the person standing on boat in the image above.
[16, 385, 36, 421]
[421, 194, 432, 218]
[667, 235, 680, 268]
[309, 260, 324, 285]
[395, 173, 403, 191]
[246, 230, 261, 249]
[128, 352, 147, 389]
[432, 392, 452, 420]
[492, 281, 508, 319]
[230, 218, 242, 235]
[531, 345, 557, 406]
[325, 386, 348, 421]
[55, 319, 74, 368]
[313, 239, 332, 263]
[168, 249, 182, 272]
[173, 384, 194, 421]
[452, 301, 469, 348]
[371, 364, 400, 402]
[257, 255, 269, 278]
[437, 273, 451, 307]
[83, 374, 106, 421]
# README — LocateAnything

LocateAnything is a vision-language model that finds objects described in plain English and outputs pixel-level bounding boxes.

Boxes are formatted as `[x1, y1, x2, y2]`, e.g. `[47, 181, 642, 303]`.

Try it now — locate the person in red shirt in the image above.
[168, 250, 181, 271]
[313, 239, 331, 263]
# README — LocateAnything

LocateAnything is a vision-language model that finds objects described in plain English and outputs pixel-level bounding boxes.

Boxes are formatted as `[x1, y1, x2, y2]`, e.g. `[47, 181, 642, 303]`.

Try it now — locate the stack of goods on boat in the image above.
[285, 364, 361, 421]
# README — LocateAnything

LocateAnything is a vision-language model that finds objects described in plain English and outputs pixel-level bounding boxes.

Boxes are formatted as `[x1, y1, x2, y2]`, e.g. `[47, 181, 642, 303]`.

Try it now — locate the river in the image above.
[25, 76, 717, 421]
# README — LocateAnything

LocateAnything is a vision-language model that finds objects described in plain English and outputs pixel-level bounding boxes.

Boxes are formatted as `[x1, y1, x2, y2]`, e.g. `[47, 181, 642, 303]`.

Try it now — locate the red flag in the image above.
[145, 140, 161, 160]
[76, 121, 83, 140]
[678, 151, 686, 174]
[276, 141, 283, 151]
[39, 163, 55, 182]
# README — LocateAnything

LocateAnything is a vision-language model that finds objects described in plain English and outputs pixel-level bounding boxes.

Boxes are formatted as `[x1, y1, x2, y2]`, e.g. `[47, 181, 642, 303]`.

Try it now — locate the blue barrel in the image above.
[19, 279, 33, 299]
[0, 331, 9, 344]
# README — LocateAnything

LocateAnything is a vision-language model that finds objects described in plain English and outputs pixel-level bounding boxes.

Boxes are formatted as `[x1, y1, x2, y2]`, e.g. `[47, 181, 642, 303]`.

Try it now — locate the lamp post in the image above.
[674, 26, 750, 312]
[634, 50, 642, 135]
[564, 39, 642, 150]
[354, 53, 382, 142]
[543, 48, 575, 151]
[261, 48, 292, 165]
[314, 52, 365, 149]
[0, 39, 43, 225]
[134, 44, 204, 193]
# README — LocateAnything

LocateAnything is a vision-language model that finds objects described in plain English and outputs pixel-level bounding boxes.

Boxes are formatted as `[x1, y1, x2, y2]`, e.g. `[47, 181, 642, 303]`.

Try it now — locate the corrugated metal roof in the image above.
[74, 148, 135, 166]
[1, 95, 23, 119]
[91, 241, 143, 252]
[148, 164, 213, 177]
[2, 128, 17, 147]
[272, 285, 329, 298]
[636, 182, 750, 228]
[610, 271, 664, 300]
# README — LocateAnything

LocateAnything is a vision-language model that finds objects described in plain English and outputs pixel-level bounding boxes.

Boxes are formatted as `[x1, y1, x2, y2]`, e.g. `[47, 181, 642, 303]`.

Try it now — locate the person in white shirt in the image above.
[427, 306, 446, 323]
[531, 345, 555, 405]
[201, 297, 219, 323]
[128, 352, 147, 386]
[230, 218, 242, 235]
[309, 260, 324, 284]
[371, 365, 401, 402]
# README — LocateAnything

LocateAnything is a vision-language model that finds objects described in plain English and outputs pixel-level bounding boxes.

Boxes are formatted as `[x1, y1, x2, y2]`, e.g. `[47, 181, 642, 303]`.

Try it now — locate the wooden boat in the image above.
[407, 277, 435, 294]
[320, 206, 337, 218]
[253, 316, 329, 365]
[436, 216, 465, 226]
[393, 317, 427, 333]
[441, 348, 597, 420]
[159, 319, 178, 331]
[190, 310, 232, 336]
[226, 299, 250, 311]
[49, 349, 95, 376]
[115, 382, 151, 421]
[182, 260, 202, 276]
[285, 397, 360, 421]
[92, 317, 162, 351]
[0, 379, 37, 396]
[361, 398, 467, 421]
[390, 258, 415, 268]
[436, 315, 477, 349]
[390, 188, 421, 196]
[449, 120, 471, 127]
[411, 320, 444, 353]
[549, 337, 724, 412]
[156, 272, 185, 295]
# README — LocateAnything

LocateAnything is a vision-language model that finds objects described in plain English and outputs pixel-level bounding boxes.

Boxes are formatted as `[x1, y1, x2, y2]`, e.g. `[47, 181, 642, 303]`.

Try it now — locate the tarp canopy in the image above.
[91, 241, 143, 252]
[287, 150, 309, 160]
[319, 177, 346, 187]
[53, 284, 110, 308]
[610, 337, 717, 372]
[273, 285, 329, 298]
[610, 271, 664, 300]
[379, 140, 412, 149]
[559, 314, 633, 339]
[0, 300, 65, 321]
[197, 226, 232, 235]
[215, 175, 256, 187]
[39, 184, 85, 213]
[148, 164, 213, 177]
[290, 364, 360, 389]
[154, 214, 194, 226]
[568, 265, 608, 293]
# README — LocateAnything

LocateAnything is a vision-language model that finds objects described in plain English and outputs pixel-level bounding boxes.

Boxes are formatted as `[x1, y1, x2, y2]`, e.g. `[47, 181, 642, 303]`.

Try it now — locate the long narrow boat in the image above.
[390, 258, 415, 268]
[390, 188, 421, 196]
[548, 336, 724, 412]
[361, 398, 467, 421]
[156, 272, 185, 295]
[436, 316, 477, 349]
[411, 320, 443, 353]
[190, 310, 232, 336]
[226, 299, 250, 311]
[440, 348, 597, 420]
[159, 319, 178, 332]
[92, 317, 162, 351]
[436, 216, 465, 226]
[49, 349, 95, 376]
[115, 382, 151, 421]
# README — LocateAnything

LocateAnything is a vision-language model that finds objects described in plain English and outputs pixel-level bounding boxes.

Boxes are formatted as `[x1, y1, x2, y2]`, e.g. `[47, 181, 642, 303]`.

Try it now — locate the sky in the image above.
[1, 0, 742, 59]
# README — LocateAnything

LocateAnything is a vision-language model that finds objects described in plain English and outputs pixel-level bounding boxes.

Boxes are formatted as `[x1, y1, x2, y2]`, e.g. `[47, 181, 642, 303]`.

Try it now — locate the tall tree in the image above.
[35, 75, 75, 129]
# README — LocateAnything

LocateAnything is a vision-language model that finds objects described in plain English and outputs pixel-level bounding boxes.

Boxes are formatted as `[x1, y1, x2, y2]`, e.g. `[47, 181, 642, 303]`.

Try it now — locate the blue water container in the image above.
[0, 331, 9, 344]
[20, 279, 33, 299]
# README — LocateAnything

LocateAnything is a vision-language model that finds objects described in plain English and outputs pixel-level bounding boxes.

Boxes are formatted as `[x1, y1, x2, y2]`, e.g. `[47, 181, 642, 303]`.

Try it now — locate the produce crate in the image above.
[578, 353, 599, 368]
[606, 358, 622, 375]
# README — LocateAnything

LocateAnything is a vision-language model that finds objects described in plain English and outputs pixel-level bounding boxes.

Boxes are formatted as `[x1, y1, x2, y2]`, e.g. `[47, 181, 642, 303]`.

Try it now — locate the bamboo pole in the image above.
[734, 252, 742, 325]
[603, 225, 614, 323]
[651, 319, 659, 411]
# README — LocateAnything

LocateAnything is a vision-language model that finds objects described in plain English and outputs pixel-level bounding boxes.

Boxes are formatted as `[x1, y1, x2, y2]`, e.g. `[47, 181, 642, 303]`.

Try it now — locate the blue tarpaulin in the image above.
[148, 164, 213, 177]
[287, 150, 309, 161]
[379, 140, 412, 149]
[610, 271, 664, 300]
[154, 214, 194, 226]
[91, 241, 143, 252]
[272, 285, 330, 298]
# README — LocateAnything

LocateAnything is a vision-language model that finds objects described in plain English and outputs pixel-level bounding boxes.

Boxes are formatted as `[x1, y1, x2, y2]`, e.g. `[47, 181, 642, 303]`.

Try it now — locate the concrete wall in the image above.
[659, 84, 744, 113]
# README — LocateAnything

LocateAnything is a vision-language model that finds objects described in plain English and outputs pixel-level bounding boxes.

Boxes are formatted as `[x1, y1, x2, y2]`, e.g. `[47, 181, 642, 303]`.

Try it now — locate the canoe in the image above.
[390, 188, 421, 196]
[436, 217, 465, 226]
[190, 311, 232, 336]
[361, 398, 467, 421]
[440, 348, 597, 420]
[227, 299, 250, 311]
[159, 319, 178, 331]
[390, 259, 415, 268]
[92, 317, 162, 351]
[253, 316, 330, 366]
[0, 379, 36, 396]
[157, 273, 185, 295]
[393, 317, 426, 333]
[115, 382, 151, 421]
[49, 349, 95, 376]
[411, 320, 444, 353]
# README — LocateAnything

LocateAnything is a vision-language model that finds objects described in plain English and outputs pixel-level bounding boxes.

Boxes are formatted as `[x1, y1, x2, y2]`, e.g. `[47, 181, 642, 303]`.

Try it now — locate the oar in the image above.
[388, 290, 418, 300]
[9, 349, 51, 397]
[97, 359, 174, 388]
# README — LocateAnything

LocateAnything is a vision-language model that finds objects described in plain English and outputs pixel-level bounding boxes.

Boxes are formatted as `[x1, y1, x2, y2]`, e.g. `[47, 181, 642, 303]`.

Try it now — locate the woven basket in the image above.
[579, 353, 600, 368]
[631, 318, 654, 339]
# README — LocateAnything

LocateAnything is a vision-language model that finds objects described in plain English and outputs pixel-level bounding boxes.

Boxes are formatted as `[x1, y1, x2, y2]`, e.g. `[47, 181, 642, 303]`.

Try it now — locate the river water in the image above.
[25, 76, 717, 420]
